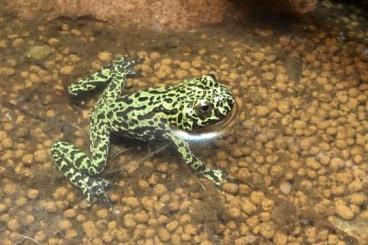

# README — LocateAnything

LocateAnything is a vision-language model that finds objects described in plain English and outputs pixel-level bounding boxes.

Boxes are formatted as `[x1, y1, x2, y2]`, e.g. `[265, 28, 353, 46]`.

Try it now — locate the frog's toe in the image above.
[83, 177, 111, 203]
[96, 177, 112, 189]
[212, 169, 227, 186]
[123, 57, 143, 77]
[202, 168, 227, 186]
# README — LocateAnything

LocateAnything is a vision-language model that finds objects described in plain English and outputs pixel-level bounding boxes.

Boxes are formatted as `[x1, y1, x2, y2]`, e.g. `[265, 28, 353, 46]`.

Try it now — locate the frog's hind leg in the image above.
[50, 141, 111, 203]
[68, 56, 140, 97]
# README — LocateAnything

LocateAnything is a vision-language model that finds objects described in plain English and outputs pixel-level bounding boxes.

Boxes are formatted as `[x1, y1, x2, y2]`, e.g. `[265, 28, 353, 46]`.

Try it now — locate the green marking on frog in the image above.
[50, 56, 235, 203]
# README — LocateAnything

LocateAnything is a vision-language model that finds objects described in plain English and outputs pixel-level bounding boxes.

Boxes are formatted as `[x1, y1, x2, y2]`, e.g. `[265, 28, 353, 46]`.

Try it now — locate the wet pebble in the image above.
[7, 219, 20, 231]
[98, 51, 112, 62]
[223, 183, 238, 194]
[60, 65, 74, 75]
[158, 227, 171, 242]
[335, 203, 354, 220]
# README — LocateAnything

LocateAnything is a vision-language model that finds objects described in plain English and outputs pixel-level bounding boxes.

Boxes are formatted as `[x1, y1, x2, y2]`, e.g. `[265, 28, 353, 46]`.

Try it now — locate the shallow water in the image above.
[1, 2, 368, 244]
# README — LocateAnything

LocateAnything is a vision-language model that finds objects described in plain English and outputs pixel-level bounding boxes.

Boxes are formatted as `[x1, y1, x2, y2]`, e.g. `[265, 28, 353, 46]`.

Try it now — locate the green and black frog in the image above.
[51, 56, 235, 203]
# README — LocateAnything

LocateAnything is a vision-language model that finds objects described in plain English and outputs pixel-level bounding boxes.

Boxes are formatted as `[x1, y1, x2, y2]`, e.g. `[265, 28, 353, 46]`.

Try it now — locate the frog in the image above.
[50, 56, 235, 203]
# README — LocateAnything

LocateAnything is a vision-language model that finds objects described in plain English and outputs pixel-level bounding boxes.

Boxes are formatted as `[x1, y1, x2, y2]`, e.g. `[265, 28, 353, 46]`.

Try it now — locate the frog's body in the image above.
[51, 57, 235, 203]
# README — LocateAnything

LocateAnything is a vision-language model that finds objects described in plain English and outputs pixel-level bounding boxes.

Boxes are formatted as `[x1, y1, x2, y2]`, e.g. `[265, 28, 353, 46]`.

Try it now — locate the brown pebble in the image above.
[158, 227, 171, 242]
[134, 212, 149, 224]
[98, 51, 112, 62]
[60, 65, 74, 75]
[350, 193, 367, 206]
[7, 219, 20, 231]
[83, 221, 98, 238]
[166, 221, 178, 232]
[27, 189, 39, 199]
[154, 184, 167, 196]
[335, 204, 354, 220]
[34, 149, 47, 163]
[223, 183, 238, 194]
[64, 209, 77, 218]
[96, 208, 109, 219]
[58, 219, 72, 230]
[123, 214, 136, 229]
[125, 197, 139, 208]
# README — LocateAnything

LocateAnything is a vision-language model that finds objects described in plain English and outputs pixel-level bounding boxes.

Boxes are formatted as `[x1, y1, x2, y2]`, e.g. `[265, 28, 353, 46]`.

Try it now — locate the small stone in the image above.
[4, 183, 16, 194]
[191, 59, 202, 68]
[228, 207, 241, 218]
[279, 36, 290, 46]
[256, 105, 270, 117]
[277, 101, 290, 114]
[175, 69, 188, 79]
[65, 229, 78, 239]
[350, 193, 367, 206]
[263, 72, 275, 81]
[154, 184, 167, 196]
[58, 219, 72, 230]
[2, 138, 13, 148]
[184, 224, 196, 235]
[134, 212, 149, 224]
[335, 204, 354, 220]
[179, 61, 191, 70]
[60, 65, 74, 75]
[125, 197, 139, 208]
[7, 219, 20, 231]
[46, 110, 55, 118]
[96, 208, 108, 219]
[98, 51, 112, 62]
[241, 199, 257, 214]
[35, 231, 47, 242]
[149, 52, 160, 60]
[64, 209, 77, 218]
[83, 221, 98, 237]
[250, 191, 265, 205]
[166, 221, 178, 232]
[280, 182, 291, 195]
[34, 149, 47, 163]
[123, 214, 136, 229]
[330, 157, 344, 171]
[158, 227, 171, 242]
[26, 45, 52, 60]
[27, 189, 39, 199]
[273, 231, 288, 245]
[270, 165, 284, 178]
[223, 183, 238, 194]
[161, 58, 172, 65]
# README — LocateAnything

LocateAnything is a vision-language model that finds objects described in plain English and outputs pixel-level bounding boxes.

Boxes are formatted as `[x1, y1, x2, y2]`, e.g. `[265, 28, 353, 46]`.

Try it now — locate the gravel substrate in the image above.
[0, 2, 368, 244]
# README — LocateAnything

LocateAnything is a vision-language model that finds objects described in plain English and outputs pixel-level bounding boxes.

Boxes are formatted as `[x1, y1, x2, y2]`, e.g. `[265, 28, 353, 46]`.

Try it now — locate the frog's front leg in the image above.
[164, 131, 227, 186]
[50, 126, 111, 203]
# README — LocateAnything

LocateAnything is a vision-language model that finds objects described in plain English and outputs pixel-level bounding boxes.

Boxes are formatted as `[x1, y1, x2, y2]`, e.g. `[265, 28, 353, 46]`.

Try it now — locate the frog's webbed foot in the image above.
[200, 168, 227, 186]
[114, 56, 142, 78]
[82, 176, 112, 204]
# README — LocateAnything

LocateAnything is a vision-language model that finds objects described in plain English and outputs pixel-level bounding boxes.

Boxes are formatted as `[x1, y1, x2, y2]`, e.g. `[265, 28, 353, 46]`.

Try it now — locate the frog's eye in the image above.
[195, 100, 213, 117]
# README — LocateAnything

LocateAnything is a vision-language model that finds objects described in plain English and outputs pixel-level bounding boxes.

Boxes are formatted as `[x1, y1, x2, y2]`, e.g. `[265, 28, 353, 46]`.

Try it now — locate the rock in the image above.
[335, 204, 354, 220]
[26, 45, 52, 60]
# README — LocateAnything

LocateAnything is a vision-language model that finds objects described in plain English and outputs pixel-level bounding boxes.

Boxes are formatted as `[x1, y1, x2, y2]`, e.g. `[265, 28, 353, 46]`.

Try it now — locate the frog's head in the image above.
[175, 75, 235, 131]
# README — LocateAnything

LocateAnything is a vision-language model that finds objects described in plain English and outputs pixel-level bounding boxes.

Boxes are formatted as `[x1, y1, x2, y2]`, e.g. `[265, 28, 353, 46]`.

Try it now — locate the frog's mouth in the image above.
[173, 100, 238, 142]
